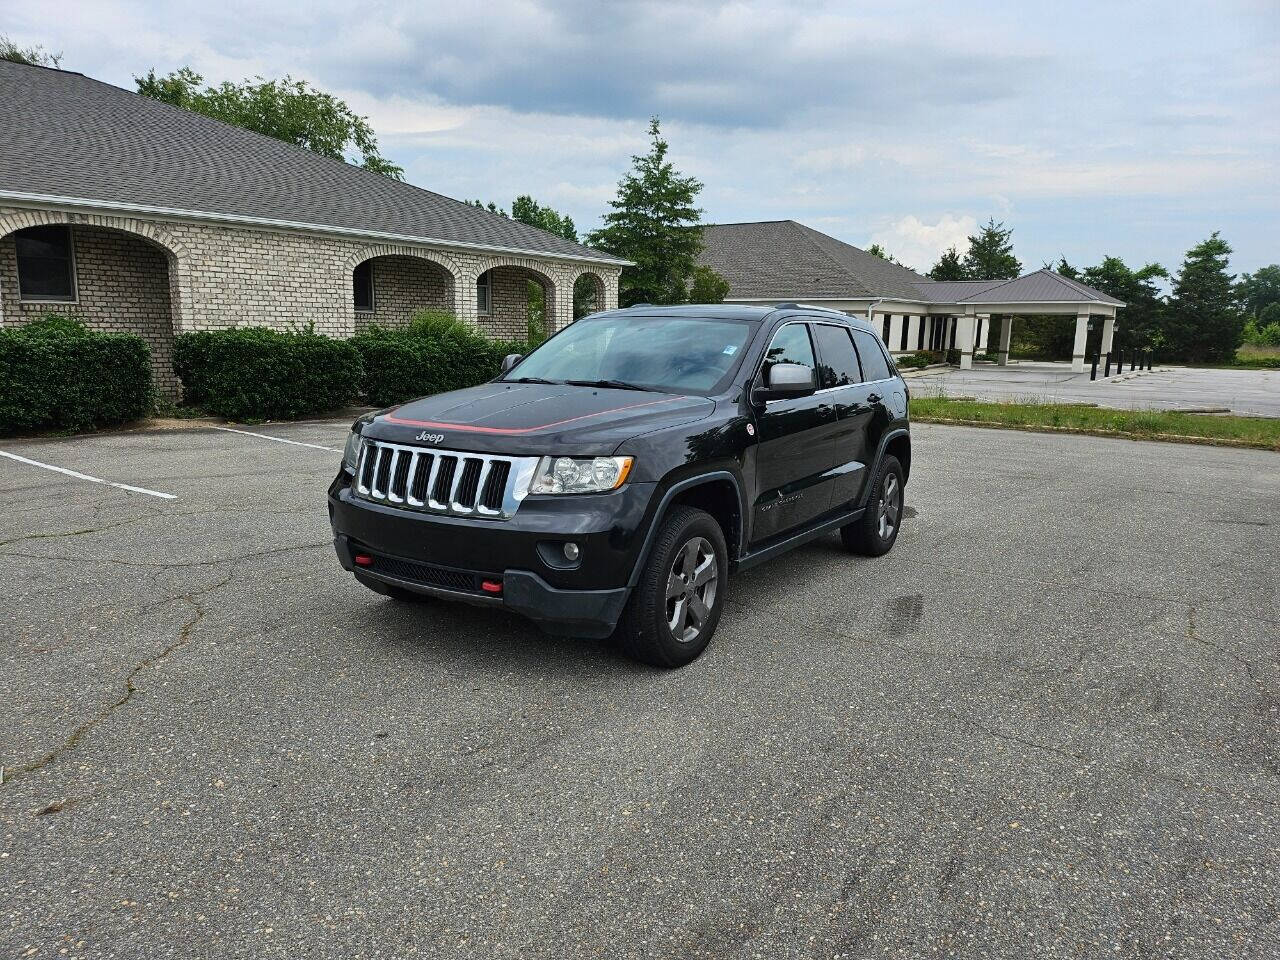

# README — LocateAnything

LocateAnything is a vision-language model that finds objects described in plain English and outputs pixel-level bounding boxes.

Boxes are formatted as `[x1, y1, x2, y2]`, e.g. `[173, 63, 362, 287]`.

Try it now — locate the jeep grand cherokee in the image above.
[329, 304, 910, 667]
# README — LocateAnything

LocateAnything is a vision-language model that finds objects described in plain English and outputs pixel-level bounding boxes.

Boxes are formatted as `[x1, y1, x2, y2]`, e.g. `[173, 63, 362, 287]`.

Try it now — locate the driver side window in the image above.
[763, 323, 815, 375]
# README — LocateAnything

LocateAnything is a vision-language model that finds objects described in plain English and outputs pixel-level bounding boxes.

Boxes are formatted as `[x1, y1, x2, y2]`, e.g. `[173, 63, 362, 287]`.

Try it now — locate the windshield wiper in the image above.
[564, 378, 650, 392]
[505, 376, 561, 385]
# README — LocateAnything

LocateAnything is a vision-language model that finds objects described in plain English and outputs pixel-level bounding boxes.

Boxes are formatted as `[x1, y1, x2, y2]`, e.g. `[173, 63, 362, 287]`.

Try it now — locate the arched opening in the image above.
[477, 263, 557, 344]
[350, 254, 456, 333]
[0, 221, 181, 397]
[573, 272, 605, 320]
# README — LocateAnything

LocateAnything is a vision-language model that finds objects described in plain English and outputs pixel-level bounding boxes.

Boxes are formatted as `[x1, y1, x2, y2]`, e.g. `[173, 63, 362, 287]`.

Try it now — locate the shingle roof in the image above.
[699, 220, 932, 301]
[954, 269, 1125, 306]
[700, 221, 1125, 309]
[910, 279, 1006, 302]
[0, 61, 622, 264]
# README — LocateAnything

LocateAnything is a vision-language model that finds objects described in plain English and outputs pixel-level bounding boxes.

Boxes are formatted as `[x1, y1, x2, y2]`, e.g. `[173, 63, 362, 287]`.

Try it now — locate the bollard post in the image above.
[1104, 353, 1111, 377]
[1090, 352, 1098, 381]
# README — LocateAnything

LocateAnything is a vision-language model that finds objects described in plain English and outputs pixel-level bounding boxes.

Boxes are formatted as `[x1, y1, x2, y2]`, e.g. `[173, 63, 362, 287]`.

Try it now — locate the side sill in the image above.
[734, 507, 864, 573]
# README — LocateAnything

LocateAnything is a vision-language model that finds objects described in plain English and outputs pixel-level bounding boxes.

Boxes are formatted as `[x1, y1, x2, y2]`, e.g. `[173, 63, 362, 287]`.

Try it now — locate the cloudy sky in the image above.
[8, 1, 1279, 274]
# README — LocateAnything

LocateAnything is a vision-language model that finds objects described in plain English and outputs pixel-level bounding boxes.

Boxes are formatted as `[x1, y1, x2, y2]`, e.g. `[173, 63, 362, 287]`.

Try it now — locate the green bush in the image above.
[895, 351, 942, 370]
[174, 326, 362, 420]
[1232, 353, 1280, 369]
[351, 312, 527, 407]
[0, 314, 153, 434]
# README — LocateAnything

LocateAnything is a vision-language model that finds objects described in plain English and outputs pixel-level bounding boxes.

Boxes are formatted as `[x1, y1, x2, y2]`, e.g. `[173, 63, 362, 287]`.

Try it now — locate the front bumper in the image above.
[328, 474, 654, 638]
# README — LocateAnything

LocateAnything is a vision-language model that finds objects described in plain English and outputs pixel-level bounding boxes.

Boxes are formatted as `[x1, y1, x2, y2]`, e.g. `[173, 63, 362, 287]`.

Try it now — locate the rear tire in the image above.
[614, 505, 727, 668]
[841, 455, 904, 557]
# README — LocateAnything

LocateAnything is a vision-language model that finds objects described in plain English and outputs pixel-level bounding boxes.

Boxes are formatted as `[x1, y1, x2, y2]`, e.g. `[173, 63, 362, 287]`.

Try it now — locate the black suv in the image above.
[329, 304, 910, 667]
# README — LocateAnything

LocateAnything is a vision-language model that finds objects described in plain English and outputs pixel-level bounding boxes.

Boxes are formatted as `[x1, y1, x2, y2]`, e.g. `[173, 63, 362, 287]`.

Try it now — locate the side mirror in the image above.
[752, 362, 817, 403]
[500, 353, 523, 374]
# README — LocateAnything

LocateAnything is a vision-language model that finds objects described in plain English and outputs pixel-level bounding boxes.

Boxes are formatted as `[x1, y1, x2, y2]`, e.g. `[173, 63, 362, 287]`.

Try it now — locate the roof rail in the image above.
[627, 302, 654, 308]
[775, 302, 849, 316]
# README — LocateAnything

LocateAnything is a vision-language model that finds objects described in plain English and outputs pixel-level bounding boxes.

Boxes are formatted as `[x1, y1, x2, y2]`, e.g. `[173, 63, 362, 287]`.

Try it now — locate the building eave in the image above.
[0, 191, 632, 269]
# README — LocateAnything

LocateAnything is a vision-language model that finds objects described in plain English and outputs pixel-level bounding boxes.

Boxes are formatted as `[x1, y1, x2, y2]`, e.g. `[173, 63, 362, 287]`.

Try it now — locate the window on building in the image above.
[850, 328, 893, 382]
[353, 261, 374, 313]
[15, 225, 76, 301]
[812, 324, 861, 389]
[477, 270, 492, 315]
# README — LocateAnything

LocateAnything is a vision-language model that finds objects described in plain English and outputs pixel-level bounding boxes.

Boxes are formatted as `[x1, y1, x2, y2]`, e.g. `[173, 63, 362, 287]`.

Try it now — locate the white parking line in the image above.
[211, 426, 341, 453]
[0, 449, 177, 499]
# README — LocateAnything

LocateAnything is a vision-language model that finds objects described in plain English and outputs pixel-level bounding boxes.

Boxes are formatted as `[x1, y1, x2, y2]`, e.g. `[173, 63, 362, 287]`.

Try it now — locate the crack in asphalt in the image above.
[2, 574, 232, 787]
[0, 539, 331, 569]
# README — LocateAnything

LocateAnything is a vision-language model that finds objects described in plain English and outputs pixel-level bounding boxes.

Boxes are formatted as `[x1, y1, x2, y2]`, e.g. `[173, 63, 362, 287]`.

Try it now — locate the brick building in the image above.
[0, 61, 624, 396]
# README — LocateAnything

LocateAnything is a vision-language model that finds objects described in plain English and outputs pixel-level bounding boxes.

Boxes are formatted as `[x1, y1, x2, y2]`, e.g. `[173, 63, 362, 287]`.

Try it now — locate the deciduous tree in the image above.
[0, 35, 61, 67]
[135, 68, 403, 179]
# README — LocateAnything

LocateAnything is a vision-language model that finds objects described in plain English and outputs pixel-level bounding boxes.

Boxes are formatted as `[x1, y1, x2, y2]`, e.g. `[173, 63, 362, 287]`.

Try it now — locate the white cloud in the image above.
[869, 215, 977, 273]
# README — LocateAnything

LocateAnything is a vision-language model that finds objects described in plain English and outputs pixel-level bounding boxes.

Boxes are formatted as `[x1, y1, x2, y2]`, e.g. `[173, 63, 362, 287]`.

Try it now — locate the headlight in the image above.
[342, 431, 363, 474]
[529, 456, 633, 494]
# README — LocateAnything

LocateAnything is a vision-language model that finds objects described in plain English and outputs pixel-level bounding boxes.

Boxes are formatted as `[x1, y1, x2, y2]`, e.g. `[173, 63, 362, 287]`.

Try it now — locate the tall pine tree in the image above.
[587, 118, 715, 305]
[928, 246, 966, 280]
[961, 219, 1021, 280]
[1165, 232, 1242, 363]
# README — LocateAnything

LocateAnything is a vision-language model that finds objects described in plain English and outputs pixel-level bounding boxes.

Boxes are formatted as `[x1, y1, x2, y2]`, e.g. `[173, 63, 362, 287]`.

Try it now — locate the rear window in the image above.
[812, 324, 860, 388]
[850, 328, 893, 382]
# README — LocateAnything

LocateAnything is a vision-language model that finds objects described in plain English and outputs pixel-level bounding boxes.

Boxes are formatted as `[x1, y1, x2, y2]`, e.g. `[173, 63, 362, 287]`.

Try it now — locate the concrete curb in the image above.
[914, 416, 1279, 452]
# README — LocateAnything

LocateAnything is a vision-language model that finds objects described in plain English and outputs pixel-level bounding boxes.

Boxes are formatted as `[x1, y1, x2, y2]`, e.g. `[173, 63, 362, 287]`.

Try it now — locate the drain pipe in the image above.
[866, 298, 887, 339]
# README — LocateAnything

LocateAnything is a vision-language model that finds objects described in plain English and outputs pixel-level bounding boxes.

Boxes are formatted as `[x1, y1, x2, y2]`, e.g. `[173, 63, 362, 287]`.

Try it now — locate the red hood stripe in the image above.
[382, 396, 685, 435]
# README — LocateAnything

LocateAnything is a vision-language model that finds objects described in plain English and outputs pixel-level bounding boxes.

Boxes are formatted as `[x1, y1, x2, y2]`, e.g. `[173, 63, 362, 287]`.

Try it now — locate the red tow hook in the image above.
[481, 579, 503, 594]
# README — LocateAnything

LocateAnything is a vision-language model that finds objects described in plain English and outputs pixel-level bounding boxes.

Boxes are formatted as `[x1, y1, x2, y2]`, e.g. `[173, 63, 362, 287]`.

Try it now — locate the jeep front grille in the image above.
[353, 439, 538, 520]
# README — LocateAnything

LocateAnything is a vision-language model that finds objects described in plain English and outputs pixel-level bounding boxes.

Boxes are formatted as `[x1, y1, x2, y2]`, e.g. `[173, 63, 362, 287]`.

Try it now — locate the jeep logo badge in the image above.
[415, 431, 445, 444]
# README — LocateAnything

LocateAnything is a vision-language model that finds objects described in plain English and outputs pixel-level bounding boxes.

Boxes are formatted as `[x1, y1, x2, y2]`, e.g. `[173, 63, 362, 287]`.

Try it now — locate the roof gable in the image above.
[955, 269, 1125, 306]
[0, 61, 620, 264]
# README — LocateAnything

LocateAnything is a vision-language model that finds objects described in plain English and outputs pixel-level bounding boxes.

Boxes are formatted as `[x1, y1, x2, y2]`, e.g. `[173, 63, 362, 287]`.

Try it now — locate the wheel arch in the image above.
[626, 470, 745, 588]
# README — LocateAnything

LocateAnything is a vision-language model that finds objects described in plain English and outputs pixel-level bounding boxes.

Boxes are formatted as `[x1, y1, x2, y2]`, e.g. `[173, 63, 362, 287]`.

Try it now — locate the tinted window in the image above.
[851, 329, 893, 382]
[15, 225, 75, 301]
[763, 323, 815, 373]
[506, 314, 755, 395]
[813, 324, 860, 388]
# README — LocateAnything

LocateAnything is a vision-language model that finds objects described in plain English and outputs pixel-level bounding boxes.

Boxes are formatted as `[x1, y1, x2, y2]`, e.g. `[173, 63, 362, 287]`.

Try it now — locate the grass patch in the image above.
[912, 397, 1280, 451]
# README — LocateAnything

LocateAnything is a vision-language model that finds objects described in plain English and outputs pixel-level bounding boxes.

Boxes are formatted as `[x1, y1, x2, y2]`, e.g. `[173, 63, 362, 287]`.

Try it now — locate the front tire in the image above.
[841, 455, 904, 557]
[614, 505, 727, 668]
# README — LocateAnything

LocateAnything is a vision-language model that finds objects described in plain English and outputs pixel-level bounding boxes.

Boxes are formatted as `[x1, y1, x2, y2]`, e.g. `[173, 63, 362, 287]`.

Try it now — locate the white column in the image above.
[1071, 310, 1089, 373]
[977, 314, 990, 351]
[998, 316, 1013, 366]
[905, 316, 919, 352]
[958, 313, 978, 369]
[1099, 313, 1115, 373]
[888, 314, 905, 353]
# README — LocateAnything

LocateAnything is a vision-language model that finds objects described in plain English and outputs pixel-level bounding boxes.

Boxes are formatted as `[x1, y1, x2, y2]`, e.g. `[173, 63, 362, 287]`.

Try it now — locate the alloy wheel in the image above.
[665, 536, 718, 643]
[877, 473, 901, 540]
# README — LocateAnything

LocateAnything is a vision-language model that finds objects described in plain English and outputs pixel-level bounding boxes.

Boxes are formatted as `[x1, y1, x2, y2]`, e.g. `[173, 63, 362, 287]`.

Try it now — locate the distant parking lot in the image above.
[909, 361, 1280, 417]
[2, 420, 1278, 958]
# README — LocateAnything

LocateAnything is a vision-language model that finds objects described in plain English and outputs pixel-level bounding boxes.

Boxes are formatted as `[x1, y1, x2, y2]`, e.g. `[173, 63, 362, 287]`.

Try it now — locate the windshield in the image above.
[504, 314, 756, 395]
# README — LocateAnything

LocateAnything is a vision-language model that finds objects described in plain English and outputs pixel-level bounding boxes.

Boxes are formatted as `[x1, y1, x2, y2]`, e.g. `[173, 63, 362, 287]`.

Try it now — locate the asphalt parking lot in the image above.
[2, 420, 1277, 958]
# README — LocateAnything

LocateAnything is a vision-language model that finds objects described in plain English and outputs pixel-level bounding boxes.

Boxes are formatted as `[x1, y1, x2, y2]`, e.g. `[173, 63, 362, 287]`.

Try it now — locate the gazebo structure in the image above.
[699, 221, 1125, 373]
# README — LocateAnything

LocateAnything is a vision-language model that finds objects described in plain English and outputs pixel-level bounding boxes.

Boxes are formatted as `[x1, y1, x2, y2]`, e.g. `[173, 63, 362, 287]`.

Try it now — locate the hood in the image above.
[362, 382, 716, 456]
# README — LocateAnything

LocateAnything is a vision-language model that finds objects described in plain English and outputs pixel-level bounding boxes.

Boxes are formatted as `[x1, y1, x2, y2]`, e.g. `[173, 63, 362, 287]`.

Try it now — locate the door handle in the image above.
[866, 392, 882, 403]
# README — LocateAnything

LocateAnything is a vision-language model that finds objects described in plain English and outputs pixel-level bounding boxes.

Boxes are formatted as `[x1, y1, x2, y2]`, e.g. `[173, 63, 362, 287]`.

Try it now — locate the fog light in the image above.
[563, 542, 580, 562]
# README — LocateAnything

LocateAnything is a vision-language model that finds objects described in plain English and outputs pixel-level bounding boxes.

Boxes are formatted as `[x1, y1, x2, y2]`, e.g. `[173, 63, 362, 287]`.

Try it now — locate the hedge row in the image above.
[0, 315, 152, 434]
[173, 326, 363, 421]
[2, 311, 530, 433]
[351, 314, 527, 408]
